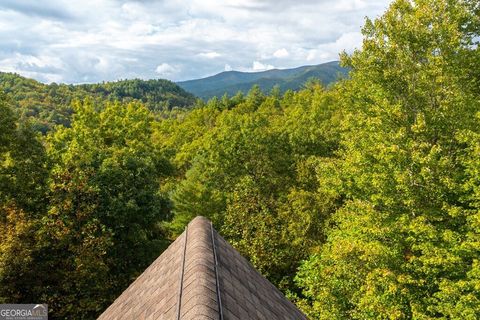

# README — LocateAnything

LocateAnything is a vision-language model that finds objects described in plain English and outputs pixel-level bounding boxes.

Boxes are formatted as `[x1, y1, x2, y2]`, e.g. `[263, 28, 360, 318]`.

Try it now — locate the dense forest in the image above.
[0, 73, 196, 133]
[1, 0, 479, 319]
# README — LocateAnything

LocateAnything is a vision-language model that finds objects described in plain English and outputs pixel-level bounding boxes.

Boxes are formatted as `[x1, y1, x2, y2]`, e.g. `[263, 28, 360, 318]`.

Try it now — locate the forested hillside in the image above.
[0, 72, 196, 133]
[0, 0, 479, 319]
[177, 61, 347, 99]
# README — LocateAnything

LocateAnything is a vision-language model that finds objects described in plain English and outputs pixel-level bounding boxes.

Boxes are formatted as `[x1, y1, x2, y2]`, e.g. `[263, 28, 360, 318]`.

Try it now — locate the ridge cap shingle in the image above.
[179, 216, 220, 320]
[98, 216, 308, 320]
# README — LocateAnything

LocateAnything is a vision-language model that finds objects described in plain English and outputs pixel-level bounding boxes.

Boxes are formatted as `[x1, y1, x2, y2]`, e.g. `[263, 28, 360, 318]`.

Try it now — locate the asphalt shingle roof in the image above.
[98, 216, 308, 320]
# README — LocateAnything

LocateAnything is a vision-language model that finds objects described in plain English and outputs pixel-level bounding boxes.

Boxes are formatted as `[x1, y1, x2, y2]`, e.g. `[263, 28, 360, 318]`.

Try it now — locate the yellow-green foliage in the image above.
[0, 0, 478, 319]
[295, 0, 480, 319]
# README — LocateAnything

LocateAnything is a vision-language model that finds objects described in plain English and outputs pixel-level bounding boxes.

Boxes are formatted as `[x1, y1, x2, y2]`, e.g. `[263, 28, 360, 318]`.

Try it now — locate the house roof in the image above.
[98, 216, 308, 320]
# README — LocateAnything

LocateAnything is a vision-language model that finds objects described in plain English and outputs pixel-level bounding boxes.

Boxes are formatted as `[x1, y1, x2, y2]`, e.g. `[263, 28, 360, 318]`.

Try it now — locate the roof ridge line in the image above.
[98, 215, 309, 319]
[210, 222, 224, 320]
[178, 216, 219, 319]
[176, 225, 188, 320]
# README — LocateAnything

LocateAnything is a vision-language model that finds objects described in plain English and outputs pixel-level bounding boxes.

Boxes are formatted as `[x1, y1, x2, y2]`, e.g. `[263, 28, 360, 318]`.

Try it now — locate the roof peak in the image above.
[188, 215, 210, 226]
[98, 216, 307, 319]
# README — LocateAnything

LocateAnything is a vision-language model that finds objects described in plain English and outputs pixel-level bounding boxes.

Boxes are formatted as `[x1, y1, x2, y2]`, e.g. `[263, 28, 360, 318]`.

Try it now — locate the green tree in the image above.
[296, 0, 480, 318]
[0, 94, 48, 305]
[0, 94, 47, 212]
[36, 99, 170, 318]
[167, 86, 338, 289]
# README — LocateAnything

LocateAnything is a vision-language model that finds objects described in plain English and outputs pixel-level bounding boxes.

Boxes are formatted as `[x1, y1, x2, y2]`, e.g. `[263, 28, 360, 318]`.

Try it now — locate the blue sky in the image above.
[0, 0, 392, 83]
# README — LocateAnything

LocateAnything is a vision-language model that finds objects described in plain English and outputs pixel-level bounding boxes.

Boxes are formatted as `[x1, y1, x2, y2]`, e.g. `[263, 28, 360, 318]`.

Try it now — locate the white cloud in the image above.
[252, 61, 274, 71]
[224, 64, 232, 71]
[0, 53, 65, 82]
[306, 50, 316, 61]
[0, 0, 392, 82]
[273, 48, 289, 58]
[334, 31, 364, 51]
[198, 51, 221, 59]
[155, 63, 176, 76]
[334, 0, 368, 11]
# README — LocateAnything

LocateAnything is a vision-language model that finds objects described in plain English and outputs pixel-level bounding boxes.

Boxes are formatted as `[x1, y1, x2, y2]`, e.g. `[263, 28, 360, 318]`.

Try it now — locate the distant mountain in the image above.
[177, 61, 348, 99]
[0, 72, 196, 133]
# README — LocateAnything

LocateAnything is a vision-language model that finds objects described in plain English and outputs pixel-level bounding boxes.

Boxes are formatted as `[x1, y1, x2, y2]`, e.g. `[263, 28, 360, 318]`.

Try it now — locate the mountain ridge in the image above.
[177, 61, 348, 99]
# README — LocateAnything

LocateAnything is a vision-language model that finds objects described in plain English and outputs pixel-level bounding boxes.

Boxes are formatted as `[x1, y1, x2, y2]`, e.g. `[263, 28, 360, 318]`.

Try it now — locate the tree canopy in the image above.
[0, 0, 479, 319]
[0, 72, 196, 133]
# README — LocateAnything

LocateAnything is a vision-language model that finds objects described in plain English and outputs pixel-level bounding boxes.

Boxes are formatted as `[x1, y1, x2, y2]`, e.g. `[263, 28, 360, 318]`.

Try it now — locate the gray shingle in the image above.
[98, 216, 308, 320]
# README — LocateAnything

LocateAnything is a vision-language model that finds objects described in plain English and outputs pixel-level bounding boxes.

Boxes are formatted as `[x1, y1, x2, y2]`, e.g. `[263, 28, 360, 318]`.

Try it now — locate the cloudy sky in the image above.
[0, 0, 392, 83]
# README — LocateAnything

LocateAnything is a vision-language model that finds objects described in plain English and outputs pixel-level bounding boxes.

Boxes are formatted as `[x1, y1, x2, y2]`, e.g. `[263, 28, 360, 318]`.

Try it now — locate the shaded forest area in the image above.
[1, 0, 479, 319]
[0, 73, 196, 133]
